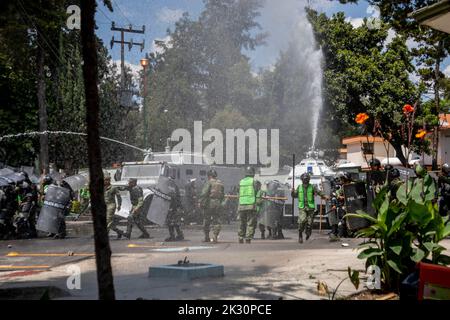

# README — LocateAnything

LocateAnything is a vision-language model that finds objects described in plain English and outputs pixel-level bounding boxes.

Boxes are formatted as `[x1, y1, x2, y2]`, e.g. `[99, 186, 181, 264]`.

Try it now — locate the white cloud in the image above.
[409, 71, 421, 84]
[444, 65, 450, 78]
[151, 35, 172, 54]
[346, 17, 365, 28]
[111, 60, 141, 80]
[385, 28, 397, 45]
[157, 7, 184, 23]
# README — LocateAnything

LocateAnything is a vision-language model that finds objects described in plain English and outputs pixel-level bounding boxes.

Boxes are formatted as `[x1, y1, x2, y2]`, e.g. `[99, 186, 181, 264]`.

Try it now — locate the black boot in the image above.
[175, 226, 184, 241]
[124, 222, 132, 239]
[261, 230, 265, 240]
[203, 233, 211, 242]
[298, 231, 303, 244]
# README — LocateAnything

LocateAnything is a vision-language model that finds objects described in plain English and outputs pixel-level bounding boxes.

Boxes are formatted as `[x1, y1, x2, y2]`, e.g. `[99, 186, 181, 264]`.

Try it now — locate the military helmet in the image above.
[442, 163, 450, 175]
[42, 175, 53, 185]
[389, 168, 400, 180]
[301, 173, 311, 182]
[369, 158, 381, 168]
[207, 169, 218, 178]
[245, 166, 255, 177]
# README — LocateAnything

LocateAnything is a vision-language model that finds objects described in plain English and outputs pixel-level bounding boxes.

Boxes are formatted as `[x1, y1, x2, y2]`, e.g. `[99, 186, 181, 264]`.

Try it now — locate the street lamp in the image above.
[140, 54, 150, 148]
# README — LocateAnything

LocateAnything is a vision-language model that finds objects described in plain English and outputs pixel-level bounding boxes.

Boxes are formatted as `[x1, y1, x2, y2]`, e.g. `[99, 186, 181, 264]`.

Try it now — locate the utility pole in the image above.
[110, 22, 145, 107]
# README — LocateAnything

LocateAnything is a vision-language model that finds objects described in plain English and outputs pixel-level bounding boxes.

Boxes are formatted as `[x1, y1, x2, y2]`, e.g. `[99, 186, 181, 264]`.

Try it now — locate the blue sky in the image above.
[95, 0, 450, 75]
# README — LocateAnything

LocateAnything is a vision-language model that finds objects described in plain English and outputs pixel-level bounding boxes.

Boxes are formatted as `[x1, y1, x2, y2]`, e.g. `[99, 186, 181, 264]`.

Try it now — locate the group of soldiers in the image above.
[325, 159, 450, 242]
[0, 172, 69, 240]
[1, 159, 449, 244]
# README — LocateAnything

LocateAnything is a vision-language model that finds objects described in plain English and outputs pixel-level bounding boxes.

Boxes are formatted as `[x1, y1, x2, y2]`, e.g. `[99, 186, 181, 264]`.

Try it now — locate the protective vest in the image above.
[239, 177, 256, 205]
[298, 184, 315, 209]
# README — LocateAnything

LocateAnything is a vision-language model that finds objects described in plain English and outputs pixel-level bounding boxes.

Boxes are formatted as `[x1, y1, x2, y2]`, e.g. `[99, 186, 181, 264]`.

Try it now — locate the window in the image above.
[200, 170, 207, 176]
[186, 169, 193, 176]
[362, 143, 374, 155]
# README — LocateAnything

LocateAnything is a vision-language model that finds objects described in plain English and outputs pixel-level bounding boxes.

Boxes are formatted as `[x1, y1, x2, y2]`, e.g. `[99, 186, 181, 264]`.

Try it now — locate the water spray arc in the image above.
[0, 131, 147, 154]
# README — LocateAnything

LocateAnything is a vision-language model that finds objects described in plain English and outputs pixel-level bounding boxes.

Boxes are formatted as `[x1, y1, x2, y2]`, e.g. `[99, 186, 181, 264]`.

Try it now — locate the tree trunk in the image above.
[37, 38, 49, 174]
[80, 0, 115, 300]
[432, 40, 443, 171]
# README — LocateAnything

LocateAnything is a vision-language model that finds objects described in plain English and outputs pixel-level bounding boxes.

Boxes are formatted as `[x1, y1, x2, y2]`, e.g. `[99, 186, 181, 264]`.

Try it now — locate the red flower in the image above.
[403, 104, 414, 114]
[355, 113, 369, 125]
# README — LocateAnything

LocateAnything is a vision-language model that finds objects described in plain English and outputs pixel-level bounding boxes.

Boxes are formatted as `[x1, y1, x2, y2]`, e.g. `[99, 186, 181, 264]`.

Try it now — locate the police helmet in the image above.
[128, 178, 138, 184]
[207, 169, 218, 178]
[389, 168, 400, 180]
[245, 166, 255, 177]
[443, 163, 450, 175]
[301, 173, 311, 182]
[369, 158, 381, 168]
[342, 172, 353, 182]
[42, 175, 53, 185]
[384, 164, 394, 172]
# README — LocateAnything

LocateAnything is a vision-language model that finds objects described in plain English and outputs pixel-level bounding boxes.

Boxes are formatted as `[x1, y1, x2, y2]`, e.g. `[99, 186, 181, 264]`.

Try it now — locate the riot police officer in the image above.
[124, 178, 150, 239]
[387, 168, 402, 200]
[15, 180, 38, 239]
[292, 173, 328, 243]
[199, 169, 225, 243]
[328, 173, 344, 241]
[237, 167, 260, 244]
[104, 172, 125, 239]
[184, 178, 199, 224]
[438, 163, 450, 217]
[165, 177, 185, 242]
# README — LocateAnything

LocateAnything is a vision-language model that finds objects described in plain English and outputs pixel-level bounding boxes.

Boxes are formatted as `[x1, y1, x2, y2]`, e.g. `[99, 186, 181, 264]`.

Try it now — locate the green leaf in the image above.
[387, 259, 403, 274]
[411, 248, 426, 263]
[389, 245, 402, 256]
[443, 224, 450, 239]
[357, 248, 383, 260]
[348, 267, 360, 290]
[437, 255, 450, 266]
[346, 213, 378, 225]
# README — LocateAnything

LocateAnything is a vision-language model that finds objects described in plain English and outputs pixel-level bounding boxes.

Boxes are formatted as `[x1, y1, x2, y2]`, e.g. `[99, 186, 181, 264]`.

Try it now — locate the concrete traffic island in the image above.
[149, 258, 224, 281]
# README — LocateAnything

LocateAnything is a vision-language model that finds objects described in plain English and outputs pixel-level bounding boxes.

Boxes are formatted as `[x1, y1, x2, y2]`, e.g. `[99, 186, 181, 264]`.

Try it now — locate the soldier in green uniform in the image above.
[292, 173, 327, 244]
[104, 172, 125, 239]
[124, 178, 150, 239]
[199, 169, 225, 243]
[165, 178, 185, 242]
[237, 167, 260, 244]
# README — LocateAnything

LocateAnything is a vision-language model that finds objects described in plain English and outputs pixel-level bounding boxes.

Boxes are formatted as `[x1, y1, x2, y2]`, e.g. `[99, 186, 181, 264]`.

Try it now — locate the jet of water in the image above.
[0, 131, 147, 153]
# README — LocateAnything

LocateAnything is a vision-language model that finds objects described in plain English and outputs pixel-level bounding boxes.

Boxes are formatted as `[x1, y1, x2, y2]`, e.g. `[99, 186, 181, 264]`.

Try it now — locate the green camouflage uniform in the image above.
[125, 185, 149, 238]
[238, 177, 260, 242]
[199, 178, 225, 242]
[166, 181, 184, 241]
[104, 184, 123, 237]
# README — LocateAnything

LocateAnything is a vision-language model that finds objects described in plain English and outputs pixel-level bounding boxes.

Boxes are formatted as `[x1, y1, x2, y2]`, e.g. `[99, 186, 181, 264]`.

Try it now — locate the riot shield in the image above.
[62, 174, 88, 192]
[258, 181, 285, 228]
[145, 176, 172, 226]
[0, 168, 14, 177]
[115, 188, 153, 219]
[36, 185, 71, 234]
[343, 182, 370, 231]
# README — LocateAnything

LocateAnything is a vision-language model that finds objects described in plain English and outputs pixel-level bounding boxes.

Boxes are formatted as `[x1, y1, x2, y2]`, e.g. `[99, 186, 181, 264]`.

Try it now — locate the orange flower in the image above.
[403, 104, 414, 114]
[355, 113, 369, 125]
[416, 129, 427, 139]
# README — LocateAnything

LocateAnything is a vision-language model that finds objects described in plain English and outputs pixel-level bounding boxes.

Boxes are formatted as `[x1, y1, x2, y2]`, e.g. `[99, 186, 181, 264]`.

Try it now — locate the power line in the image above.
[112, 0, 133, 26]
[98, 6, 113, 23]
